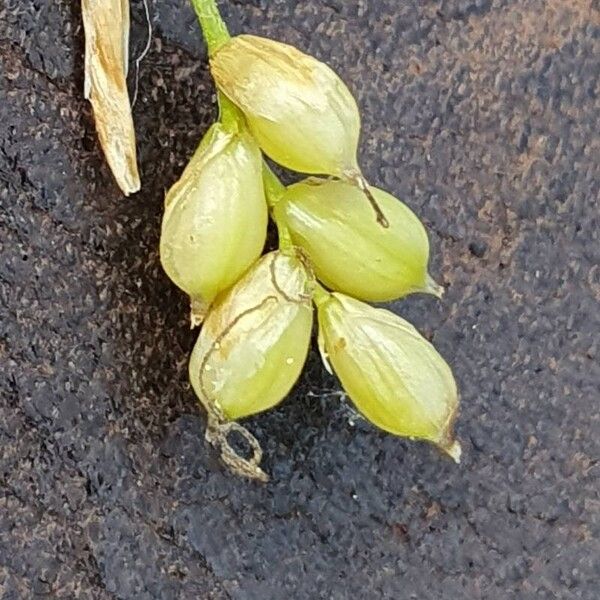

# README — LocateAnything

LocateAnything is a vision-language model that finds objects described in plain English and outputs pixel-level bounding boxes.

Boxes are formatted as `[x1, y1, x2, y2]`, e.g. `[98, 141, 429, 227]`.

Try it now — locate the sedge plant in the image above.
[157, 0, 461, 480]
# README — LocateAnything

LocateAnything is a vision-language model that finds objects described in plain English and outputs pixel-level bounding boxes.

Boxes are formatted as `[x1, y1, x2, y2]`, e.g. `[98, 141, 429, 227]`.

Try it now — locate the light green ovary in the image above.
[212, 36, 360, 176]
[278, 181, 430, 301]
[319, 303, 456, 443]
[219, 306, 313, 419]
[245, 108, 355, 176]
[160, 133, 267, 303]
[191, 304, 313, 421]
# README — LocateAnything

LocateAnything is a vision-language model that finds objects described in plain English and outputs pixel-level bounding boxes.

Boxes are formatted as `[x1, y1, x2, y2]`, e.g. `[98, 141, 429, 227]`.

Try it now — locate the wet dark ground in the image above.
[1, 0, 600, 598]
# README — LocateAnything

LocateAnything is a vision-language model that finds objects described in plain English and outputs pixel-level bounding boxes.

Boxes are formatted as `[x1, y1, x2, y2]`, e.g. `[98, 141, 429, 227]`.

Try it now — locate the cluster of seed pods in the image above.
[159, 1, 461, 480]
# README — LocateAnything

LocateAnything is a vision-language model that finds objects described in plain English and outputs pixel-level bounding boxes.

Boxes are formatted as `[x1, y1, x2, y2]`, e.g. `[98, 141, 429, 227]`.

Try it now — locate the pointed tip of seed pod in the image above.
[190, 297, 209, 329]
[423, 274, 445, 299]
[441, 439, 462, 464]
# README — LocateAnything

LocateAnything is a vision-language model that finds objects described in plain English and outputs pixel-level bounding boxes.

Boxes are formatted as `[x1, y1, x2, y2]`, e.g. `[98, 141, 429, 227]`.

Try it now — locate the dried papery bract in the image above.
[317, 292, 461, 461]
[275, 179, 444, 302]
[189, 250, 314, 480]
[82, 0, 140, 195]
[160, 123, 268, 327]
[210, 34, 387, 226]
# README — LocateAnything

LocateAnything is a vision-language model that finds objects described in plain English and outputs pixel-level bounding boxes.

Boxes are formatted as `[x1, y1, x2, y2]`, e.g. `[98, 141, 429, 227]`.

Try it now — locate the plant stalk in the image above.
[312, 281, 332, 307]
[190, 0, 230, 55]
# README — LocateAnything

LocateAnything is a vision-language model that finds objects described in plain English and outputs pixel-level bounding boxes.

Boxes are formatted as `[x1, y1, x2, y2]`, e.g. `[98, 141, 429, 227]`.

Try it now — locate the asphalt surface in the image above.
[1, 1, 599, 598]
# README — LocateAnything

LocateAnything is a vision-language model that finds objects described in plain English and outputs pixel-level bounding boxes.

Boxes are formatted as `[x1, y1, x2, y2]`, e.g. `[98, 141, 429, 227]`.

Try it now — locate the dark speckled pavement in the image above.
[1, 1, 599, 598]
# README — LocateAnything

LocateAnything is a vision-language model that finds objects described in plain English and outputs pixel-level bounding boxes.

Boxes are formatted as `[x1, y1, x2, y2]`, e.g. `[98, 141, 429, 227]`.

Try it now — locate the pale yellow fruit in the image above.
[160, 123, 268, 325]
[317, 292, 461, 461]
[274, 178, 443, 301]
[210, 34, 361, 178]
[189, 251, 314, 421]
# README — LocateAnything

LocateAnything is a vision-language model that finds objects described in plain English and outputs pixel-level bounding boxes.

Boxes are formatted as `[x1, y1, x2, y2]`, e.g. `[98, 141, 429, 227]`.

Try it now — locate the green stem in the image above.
[189, 1, 241, 133]
[312, 282, 332, 307]
[189, 0, 234, 126]
[276, 222, 294, 253]
[262, 163, 285, 208]
[218, 93, 242, 130]
[190, 0, 230, 56]
[262, 163, 294, 252]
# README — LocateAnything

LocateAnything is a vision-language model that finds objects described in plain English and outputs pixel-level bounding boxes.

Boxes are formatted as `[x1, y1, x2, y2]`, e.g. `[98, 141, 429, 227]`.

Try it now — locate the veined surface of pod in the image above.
[189, 250, 314, 421]
[274, 179, 443, 301]
[160, 122, 268, 325]
[316, 292, 461, 461]
[210, 34, 361, 178]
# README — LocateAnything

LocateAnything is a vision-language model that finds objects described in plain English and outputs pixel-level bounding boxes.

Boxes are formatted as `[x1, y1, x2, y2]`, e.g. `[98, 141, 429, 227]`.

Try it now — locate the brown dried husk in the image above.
[82, 0, 140, 195]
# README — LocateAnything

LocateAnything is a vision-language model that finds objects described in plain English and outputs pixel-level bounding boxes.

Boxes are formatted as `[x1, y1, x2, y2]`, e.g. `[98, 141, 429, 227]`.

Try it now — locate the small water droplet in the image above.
[286, 357, 294, 365]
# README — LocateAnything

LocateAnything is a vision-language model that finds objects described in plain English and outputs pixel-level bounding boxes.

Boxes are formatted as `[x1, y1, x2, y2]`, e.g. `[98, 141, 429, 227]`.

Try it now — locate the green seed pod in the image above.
[160, 122, 268, 326]
[210, 34, 361, 179]
[274, 179, 443, 302]
[316, 292, 461, 461]
[189, 250, 314, 422]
